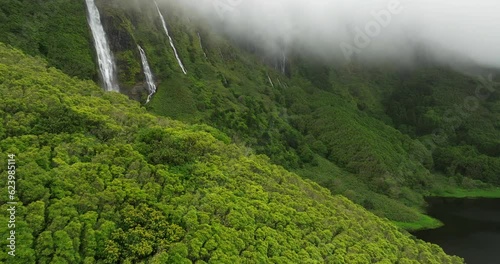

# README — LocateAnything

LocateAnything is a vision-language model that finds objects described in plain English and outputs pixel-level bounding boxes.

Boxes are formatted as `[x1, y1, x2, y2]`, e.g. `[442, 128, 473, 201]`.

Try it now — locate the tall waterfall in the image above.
[138, 45, 157, 103]
[155, 1, 187, 74]
[84, 0, 119, 92]
[197, 32, 208, 59]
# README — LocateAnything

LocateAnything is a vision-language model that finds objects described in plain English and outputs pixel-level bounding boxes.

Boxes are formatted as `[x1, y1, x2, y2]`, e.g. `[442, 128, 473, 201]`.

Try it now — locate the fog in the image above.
[159, 0, 500, 68]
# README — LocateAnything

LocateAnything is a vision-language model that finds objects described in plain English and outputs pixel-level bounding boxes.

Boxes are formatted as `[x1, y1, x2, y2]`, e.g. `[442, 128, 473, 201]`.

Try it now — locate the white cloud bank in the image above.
[161, 0, 500, 67]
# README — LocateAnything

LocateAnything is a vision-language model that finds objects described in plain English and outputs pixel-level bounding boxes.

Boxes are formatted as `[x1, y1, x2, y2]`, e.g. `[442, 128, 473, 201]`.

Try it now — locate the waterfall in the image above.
[197, 32, 208, 59]
[267, 74, 274, 88]
[281, 51, 287, 74]
[155, 1, 187, 74]
[84, 0, 119, 92]
[137, 45, 157, 104]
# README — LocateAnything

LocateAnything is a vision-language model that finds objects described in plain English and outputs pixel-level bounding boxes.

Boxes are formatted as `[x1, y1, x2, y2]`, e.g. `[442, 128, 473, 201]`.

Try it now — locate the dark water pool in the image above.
[413, 197, 500, 264]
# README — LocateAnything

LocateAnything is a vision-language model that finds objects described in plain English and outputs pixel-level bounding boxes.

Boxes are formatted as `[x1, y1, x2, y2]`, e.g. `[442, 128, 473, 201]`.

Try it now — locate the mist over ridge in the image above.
[154, 0, 500, 68]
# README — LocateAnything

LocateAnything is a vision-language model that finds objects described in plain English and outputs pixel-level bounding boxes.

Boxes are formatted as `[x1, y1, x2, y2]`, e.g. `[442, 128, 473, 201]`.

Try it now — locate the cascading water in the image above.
[197, 32, 208, 59]
[281, 51, 287, 74]
[267, 74, 274, 88]
[85, 0, 119, 92]
[155, 1, 187, 74]
[137, 45, 157, 103]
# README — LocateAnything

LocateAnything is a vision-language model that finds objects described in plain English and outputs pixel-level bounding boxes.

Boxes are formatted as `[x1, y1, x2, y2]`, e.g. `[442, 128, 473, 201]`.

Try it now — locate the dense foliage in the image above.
[64, 0, 498, 228]
[1, 0, 498, 238]
[131, 4, 499, 227]
[0, 0, 96, 80]
[0, 44, 464, 263]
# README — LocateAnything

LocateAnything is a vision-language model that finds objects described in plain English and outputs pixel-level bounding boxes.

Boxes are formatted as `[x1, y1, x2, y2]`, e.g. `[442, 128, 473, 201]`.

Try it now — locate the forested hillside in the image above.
[1, 0, 498, 231]
[0, 0, 96, 80]
[0, 44, 466, 263]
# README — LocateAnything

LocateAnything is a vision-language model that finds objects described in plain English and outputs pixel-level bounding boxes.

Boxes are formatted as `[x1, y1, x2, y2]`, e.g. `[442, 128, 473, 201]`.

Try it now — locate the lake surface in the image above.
[413, 197, 500, 264]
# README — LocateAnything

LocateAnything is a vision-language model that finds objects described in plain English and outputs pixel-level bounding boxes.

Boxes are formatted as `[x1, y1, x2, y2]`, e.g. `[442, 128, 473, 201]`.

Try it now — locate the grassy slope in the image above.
[0, 43, 464, 263]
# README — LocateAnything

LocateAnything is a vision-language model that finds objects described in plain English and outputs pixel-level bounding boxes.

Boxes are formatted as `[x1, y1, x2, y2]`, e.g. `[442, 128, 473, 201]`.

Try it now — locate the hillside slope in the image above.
[0, 44, 465, 263]
[1, 0, 498, 230]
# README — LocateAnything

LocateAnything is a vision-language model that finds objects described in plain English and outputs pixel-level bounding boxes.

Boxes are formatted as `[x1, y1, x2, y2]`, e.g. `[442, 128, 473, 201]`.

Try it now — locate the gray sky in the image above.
[164, 0, 500, 67]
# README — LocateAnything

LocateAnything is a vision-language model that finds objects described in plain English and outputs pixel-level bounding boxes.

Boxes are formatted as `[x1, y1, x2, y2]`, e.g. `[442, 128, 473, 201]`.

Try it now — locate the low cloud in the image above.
[160, 0, 500, 68]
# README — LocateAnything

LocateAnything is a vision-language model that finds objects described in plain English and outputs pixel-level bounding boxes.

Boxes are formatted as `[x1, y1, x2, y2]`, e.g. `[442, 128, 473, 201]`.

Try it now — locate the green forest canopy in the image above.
[0, 44, 464, 263]
[1, 0, 498, 231]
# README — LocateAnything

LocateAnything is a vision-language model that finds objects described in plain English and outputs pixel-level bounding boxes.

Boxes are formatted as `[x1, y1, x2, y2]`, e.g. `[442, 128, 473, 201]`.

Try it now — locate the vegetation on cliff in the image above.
[1, 0, 498, 231]
[0, 43, 465, 263]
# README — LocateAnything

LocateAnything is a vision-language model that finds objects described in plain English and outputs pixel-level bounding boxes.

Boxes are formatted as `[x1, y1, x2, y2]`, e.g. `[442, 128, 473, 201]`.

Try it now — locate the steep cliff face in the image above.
[0, 0, 181, 100]
[94, 0, 199, 100]
[0, 0, 96, 80]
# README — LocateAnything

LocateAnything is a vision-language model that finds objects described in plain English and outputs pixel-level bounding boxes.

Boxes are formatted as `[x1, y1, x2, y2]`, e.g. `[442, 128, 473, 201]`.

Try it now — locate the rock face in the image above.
[96, 2, 141, 95]
[91, 0, 193, 100]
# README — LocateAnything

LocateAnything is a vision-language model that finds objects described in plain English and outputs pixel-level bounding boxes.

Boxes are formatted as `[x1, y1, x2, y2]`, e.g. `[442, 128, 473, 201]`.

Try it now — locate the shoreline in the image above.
[394, 188, 500, 232]
[428, 188, 500, 199]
